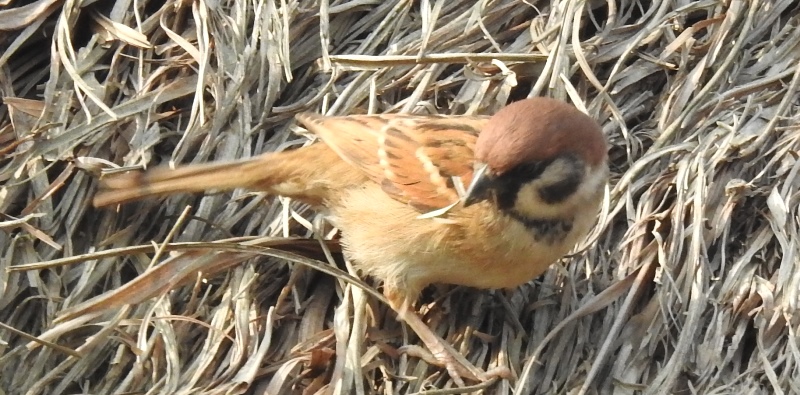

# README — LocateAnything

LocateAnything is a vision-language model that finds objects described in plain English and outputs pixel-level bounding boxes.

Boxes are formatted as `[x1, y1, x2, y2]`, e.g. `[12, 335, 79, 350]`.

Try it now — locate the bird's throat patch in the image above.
[507, 210, 574, 244]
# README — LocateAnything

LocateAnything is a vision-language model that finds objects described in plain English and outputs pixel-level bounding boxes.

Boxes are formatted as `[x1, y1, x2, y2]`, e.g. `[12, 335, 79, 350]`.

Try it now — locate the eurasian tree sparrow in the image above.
[93, 97, 608, 384]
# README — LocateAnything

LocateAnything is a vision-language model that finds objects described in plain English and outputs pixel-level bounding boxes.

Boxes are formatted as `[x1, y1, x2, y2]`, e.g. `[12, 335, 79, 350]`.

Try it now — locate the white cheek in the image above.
[513, 182, 561, 217]
[512, 164, 607, 219]
[576, 166, 608, 203]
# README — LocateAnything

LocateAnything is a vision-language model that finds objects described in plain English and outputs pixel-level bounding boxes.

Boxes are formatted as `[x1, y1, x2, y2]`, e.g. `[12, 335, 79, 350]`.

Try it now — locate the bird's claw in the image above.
[399, 344, 511, 386]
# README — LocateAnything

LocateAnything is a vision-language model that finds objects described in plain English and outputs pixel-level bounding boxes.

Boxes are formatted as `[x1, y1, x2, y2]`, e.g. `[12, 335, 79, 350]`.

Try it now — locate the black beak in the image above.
[463, 163, 494, 207]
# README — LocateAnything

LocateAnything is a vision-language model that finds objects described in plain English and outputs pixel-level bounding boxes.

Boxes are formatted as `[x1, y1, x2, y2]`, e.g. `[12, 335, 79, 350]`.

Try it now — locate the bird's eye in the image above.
[502, 161, 551, 182]
[492, 161, 550, 210]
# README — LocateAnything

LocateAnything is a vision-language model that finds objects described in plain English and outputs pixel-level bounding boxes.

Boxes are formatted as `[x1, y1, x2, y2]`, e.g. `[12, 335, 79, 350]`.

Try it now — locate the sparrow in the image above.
[93, 97, 608, 384]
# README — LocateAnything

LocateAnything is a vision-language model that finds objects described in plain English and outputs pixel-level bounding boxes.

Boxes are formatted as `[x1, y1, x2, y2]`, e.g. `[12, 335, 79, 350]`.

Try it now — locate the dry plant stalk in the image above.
[1, 0, 799, 394]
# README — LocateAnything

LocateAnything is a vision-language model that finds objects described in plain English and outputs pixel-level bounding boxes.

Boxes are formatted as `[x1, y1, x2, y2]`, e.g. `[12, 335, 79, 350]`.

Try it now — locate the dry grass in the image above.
[2, 0, 800, 394]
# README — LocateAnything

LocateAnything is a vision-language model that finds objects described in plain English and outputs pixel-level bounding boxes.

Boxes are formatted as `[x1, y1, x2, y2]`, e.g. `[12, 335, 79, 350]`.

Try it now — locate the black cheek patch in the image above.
[537, 155, 585, 204]
[487, 155, 584, 243]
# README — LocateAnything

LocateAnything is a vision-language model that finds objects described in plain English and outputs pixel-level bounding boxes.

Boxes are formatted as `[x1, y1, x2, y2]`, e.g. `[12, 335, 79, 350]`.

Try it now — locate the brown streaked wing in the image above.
[295, 113, 489, 211]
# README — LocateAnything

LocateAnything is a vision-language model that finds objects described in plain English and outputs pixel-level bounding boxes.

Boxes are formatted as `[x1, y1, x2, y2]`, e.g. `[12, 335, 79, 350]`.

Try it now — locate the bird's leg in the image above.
[385, 288, 504, 385]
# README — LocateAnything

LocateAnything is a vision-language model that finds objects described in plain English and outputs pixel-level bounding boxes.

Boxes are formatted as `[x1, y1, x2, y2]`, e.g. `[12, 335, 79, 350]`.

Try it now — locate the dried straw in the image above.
[1, 0, 799, 394]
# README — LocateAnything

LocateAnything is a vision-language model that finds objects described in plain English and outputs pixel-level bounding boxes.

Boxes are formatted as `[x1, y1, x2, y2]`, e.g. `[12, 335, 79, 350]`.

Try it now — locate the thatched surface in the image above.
[2, 0, 799, 394]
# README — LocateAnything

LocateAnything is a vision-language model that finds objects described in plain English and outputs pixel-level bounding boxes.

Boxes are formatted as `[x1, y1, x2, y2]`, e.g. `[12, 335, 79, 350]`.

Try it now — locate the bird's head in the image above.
[463, 97, 608, 219]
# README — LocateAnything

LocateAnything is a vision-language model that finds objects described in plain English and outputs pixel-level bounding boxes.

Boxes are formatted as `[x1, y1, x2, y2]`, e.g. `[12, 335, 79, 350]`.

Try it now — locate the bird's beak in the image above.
[463, 163, 494, 207]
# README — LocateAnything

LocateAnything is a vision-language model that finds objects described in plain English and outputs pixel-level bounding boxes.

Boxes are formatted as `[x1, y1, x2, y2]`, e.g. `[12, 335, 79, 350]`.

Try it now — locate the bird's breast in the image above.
[434, 207, 584, 290]
[331, 184, 595, 295]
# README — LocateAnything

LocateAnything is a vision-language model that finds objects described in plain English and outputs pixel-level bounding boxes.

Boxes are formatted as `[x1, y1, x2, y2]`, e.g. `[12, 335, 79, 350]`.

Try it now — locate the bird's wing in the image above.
[295, 113, 488, 211]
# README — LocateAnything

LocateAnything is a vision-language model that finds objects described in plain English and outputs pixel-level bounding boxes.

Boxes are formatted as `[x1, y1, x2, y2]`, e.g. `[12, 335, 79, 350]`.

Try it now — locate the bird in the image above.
[93, 97, 608, 384]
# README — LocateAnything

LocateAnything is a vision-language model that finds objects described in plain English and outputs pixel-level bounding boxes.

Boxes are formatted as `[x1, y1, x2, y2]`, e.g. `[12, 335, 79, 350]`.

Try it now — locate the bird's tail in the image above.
[92, 143, 365, 208]
[92, 156, 272, 207]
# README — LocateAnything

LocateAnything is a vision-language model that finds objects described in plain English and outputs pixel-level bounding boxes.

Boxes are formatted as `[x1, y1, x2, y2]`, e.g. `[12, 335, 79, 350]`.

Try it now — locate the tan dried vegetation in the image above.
[1, 0, 799, 394]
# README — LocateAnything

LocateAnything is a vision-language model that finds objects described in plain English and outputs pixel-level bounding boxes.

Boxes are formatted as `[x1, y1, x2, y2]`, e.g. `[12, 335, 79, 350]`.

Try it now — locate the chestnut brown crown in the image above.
[475, 97, 607, 175]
